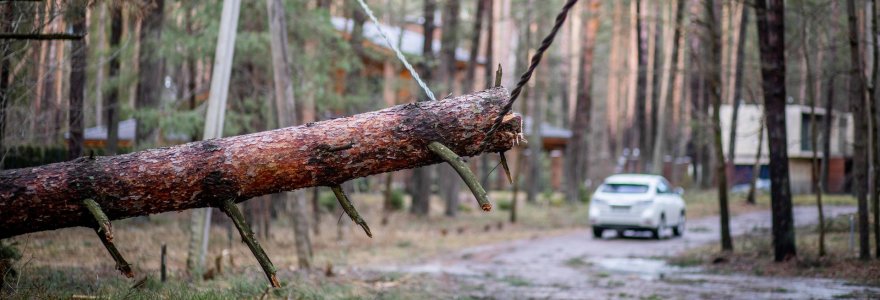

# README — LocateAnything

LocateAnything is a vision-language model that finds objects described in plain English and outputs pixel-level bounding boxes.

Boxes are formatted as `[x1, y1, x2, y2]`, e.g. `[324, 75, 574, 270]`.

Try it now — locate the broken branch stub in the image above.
[0, 87, 521, 238]
[219, 198, 280, 288]
[83, 198, 133, 278]
[330, 185, 372, 238]
[427, 142, 492, 212]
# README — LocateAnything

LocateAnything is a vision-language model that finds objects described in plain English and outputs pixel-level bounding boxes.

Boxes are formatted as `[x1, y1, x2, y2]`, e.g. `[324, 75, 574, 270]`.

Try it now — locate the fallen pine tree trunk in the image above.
[0, 87, 522, 239]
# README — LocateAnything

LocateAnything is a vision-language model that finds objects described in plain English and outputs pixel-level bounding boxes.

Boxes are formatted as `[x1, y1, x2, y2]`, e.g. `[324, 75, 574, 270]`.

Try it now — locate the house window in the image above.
[801, 113, 825, 151]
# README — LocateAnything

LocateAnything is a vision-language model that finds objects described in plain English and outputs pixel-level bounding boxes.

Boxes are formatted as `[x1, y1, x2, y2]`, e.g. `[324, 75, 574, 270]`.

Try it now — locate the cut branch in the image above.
[428, 141, 492, 211]
[83, 198, 113, 241]
[219, 198, 280, 288]
[330, 185, 372, 238]
[0, 87, 521, 238]
[83, 198, 133, 278]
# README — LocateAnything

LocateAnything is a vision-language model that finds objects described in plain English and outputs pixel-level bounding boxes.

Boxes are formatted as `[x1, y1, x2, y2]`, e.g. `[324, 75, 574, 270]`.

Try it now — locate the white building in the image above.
[720, 104, 853, 194]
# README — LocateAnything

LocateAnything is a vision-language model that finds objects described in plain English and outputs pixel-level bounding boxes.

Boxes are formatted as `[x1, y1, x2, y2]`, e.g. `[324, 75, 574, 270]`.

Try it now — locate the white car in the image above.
[589, 174, 686, 239]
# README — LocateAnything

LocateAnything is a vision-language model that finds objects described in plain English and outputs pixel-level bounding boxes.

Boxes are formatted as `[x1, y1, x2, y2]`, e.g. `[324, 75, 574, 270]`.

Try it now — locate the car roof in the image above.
[603, 174, 664, 185]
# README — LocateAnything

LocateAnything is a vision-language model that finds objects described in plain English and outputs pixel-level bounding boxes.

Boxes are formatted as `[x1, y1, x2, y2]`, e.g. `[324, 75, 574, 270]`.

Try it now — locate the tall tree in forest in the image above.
[635, 0, 648, 169]
[410, 0, 436, 216]
[105, 4, 123, 155]
[475, 0, 492, 190]
[651, 0, 686, 174]
[267, 0, 311, 269]
[524, 0, 542, 204]
[565, 0, 601, 203]
[135, 0, 165, 147]
[438, 0, 461, 217]
[821, 1, 842, 200]
[67, 0, 87, 159]
[800, 0, 825, 257]
[845, 0, 871, 261]
[755, 0, 796, 261]
[725, 3, 748, 177]
[704, 0, 732, 251]
[465, 0, 485, 92]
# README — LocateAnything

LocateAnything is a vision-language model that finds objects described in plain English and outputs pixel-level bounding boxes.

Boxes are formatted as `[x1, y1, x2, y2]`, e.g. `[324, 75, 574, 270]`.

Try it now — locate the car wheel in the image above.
[673, 212, 686, 237]
[592, 227, 604, 239]
[651, 216, 666, 240]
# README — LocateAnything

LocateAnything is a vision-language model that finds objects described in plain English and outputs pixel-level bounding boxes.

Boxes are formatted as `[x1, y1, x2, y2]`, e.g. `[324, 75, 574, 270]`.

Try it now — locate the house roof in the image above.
[64, 118, 137, 141]
[522, 116, 572, 139]
[330, 16, 483, 64]
[67, 119, 189, 143]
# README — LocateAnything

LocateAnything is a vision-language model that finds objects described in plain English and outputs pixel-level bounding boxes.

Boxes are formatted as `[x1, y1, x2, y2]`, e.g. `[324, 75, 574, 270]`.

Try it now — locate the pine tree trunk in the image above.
[845, 0, 871, 261]
[801, 0, 825, 256]
[725, 4, 748, 175]
[0, 88, 521, 239]
[135, 0, 165, 147]
[410, 0, 437, 217]
[438, 0, 461, 217]
[105, 5, 123, 156]
[870, 0, 880, 259]
[704, 0, 733, 252]
[755, 0, 797, 261]
[480, 0, 494, 190]
[635, 0, 649, 170]
[651, 0, 685, 175]
[565, 0, 600, 203]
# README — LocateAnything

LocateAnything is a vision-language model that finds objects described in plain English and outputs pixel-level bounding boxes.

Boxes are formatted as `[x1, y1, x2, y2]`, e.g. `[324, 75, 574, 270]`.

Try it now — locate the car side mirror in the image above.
[674, 187, 684, 196]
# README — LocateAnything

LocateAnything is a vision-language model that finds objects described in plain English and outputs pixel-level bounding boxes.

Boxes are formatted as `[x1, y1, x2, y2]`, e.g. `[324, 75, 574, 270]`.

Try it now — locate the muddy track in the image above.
[375, 206, 880, 299]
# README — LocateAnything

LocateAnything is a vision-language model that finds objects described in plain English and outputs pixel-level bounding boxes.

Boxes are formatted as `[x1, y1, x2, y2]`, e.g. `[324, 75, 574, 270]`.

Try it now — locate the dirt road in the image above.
[374, 206, 880, 299]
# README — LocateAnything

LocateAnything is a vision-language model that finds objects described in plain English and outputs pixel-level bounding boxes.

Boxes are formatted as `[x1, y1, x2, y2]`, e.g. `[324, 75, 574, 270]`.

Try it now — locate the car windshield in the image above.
[600, 183, 650, 194]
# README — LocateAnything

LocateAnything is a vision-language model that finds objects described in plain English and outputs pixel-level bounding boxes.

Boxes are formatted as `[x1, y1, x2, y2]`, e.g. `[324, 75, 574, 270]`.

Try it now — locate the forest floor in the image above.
[0, 190, 874, 299]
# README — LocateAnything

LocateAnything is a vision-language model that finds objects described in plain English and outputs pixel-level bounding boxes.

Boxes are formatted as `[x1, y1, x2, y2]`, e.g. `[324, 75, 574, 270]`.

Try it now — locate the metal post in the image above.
[849, 214, 855, 255]
[160, 244, 167, 282]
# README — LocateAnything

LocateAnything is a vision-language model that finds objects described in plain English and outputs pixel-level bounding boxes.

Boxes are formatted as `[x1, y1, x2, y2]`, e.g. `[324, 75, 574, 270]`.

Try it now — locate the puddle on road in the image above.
[589, 257, 685, 280]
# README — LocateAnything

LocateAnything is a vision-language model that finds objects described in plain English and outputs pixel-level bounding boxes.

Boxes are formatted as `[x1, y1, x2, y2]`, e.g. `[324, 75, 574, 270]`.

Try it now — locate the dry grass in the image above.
[669, 213, 880, 286]
[1, 190, 587, 298]
[683, 189, 858, 219]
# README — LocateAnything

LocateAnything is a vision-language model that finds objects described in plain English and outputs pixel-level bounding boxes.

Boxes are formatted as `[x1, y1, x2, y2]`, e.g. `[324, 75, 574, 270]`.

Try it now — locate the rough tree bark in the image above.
[755, 0, 797, 262]
[565, 0, 600, 203]
[0, 88, 521, 239]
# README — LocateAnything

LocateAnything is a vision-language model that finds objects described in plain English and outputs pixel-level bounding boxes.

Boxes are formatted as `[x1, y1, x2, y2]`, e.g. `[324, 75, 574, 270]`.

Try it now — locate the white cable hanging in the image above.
[355, 0, 437, 101]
